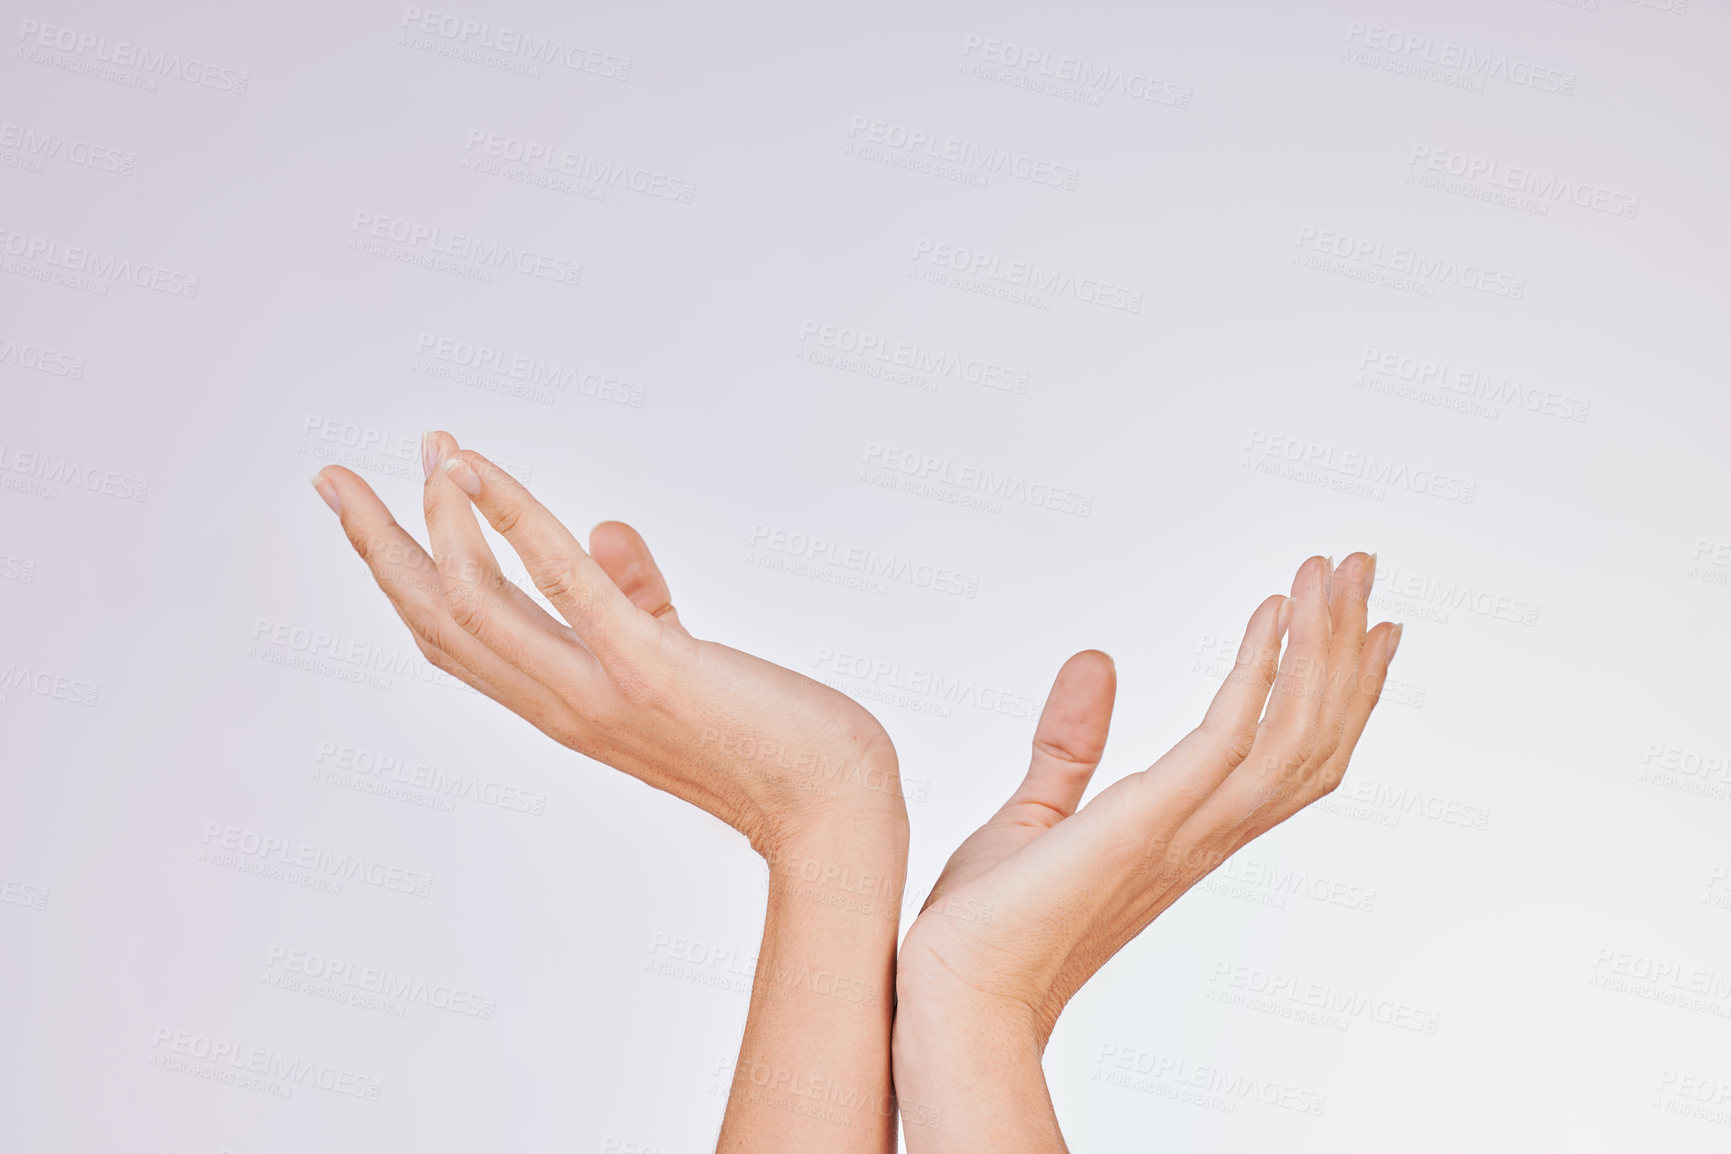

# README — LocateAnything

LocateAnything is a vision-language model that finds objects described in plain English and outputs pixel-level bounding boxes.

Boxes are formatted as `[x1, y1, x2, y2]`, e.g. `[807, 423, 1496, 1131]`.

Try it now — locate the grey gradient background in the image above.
[2, 0, 1728, 1150]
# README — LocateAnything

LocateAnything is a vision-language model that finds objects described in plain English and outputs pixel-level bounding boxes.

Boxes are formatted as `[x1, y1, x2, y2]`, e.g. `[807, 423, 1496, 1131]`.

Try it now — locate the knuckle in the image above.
[443, 587, 488, 636]
[490, 502, 525, 538]
[1031, 733, 1098, 772]
[609, 662, 661, 708]
[536, 562, 583, 603]
[1222, 728, 1258, 771]
[1197, 718, 1256, 771]
[404, 616, 456, 665]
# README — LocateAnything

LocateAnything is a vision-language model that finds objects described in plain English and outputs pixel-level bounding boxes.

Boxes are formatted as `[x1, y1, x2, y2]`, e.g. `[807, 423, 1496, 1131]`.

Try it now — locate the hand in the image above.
[894, 554, 1399, 1096]
[309, 431, 907, 857]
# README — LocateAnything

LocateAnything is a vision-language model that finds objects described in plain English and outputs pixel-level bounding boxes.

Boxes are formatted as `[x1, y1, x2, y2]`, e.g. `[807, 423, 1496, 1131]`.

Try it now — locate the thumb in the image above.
[588, 521, 690, 636]
[996, 650, 1116, 829]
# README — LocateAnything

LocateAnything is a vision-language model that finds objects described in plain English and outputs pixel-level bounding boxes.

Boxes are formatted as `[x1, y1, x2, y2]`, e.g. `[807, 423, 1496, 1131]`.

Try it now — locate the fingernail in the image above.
[1276, 595, 1293, 634]
[421, 431, 441, 480]
[1387, 623, 1404, 663]
[1366, 552, 1378, 581]
[1323, 555, 1335, 600]
[310, 472, 341, 515]
[442, 455, 482, 496]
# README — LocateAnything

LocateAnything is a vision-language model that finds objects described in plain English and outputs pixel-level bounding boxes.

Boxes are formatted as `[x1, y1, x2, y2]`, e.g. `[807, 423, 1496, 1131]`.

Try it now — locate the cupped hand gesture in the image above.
[896, 553, 1400, 1046]
[310, 431, 906, 857]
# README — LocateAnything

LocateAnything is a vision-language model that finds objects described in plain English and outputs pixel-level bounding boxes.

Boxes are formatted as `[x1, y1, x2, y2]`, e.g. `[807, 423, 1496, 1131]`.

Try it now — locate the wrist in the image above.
[893, 989, 1059, 1151]
[759, 808, 909, 925]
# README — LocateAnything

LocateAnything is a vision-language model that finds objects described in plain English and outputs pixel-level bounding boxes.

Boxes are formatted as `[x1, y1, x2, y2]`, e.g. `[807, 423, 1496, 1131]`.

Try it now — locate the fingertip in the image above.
[1291, 554, 1328, 601]
[310, 470, 341, 516]
[421, 429, 458, 479]
[1051, 648, 1117, 702]
[590, 519, 637, 547]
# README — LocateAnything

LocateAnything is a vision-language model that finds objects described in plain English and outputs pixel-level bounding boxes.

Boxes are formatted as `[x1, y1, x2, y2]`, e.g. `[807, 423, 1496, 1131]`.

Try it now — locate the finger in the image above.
[311, 466, 575, 726]
[424, 431, 582, 636]
[1101, 592, 1285, 869]
[1314, 552, 1373, 767]
[1313, 619, 1402, 793]
[1193, 592, 1288, 770]
[997, 650, 1116, 829]
[419, 432, 600, 685]
[1255, 554, 1334, 752]
[589, 520, 690, 637]
[1124, 592, 1285, 819]
[439, 450, 645, 666]
[1168, 555, 1334, 839]
[1214, 620, 1403, 857]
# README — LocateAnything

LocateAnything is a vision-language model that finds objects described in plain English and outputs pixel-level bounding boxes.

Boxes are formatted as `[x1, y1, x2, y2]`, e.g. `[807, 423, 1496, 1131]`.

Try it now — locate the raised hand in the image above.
[309, 431, 907, 855]
[892, 553, 1401, 1152]
[311, 431, 909, 1152]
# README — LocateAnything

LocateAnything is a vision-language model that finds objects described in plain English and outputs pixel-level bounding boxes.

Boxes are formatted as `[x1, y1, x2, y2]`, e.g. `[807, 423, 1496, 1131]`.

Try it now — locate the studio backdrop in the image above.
[2, 0, 1727, 1150]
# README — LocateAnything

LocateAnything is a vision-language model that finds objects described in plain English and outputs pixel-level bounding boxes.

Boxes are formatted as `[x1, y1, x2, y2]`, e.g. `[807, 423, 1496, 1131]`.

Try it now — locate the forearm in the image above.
[718, 817, 908, 1153]
[892, 993, 1066, 1153]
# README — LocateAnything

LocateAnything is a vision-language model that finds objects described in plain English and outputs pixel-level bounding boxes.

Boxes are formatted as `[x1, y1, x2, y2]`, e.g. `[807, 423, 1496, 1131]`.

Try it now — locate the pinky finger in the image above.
[1310, 621, 1403, 791]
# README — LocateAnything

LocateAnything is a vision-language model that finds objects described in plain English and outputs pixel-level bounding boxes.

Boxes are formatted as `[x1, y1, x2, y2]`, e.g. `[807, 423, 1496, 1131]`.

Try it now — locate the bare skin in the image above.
[311, 439, 1399, 1150]
[312, 431, 906, 1153]
[892, 553, 1401, 1151]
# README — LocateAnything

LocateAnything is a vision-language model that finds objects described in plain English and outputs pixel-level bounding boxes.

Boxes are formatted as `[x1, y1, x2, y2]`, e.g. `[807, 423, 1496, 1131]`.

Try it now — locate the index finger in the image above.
[437, 450, 648, 666]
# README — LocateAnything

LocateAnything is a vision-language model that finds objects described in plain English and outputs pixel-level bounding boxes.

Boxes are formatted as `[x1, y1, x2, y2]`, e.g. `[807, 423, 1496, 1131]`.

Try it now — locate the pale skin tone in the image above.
[310, 435, 1400, 1150]
[893, 552, 1401, 1151]
[312, 431, 906, 1153]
